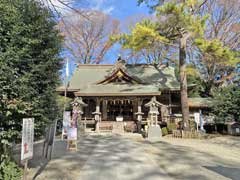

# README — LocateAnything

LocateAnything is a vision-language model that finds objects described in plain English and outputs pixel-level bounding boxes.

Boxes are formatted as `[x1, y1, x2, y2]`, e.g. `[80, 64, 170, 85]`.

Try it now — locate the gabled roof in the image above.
[96, 68, 143, 85]
[57, 62, 181, 96]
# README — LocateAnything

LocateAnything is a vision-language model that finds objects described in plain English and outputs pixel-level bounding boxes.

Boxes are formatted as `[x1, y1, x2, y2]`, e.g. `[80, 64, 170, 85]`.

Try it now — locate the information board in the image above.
[21, 118, 34, 161]
[194, 113, 200, 124]
[67, 127, 77, 140]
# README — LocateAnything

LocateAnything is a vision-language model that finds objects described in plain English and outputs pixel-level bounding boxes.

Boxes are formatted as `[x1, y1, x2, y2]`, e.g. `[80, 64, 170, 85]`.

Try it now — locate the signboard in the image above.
[67, 128, 77, 140]
[116, 116, 123, 122]
[194, 113, 200, 124]
[236, 128, 240, 133]
[62, 111, 71, 139]
[21, 118, 34, 161]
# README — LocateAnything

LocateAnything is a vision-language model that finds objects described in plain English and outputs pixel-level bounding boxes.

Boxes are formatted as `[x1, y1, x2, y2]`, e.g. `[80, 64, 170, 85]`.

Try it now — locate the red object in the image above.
[24, 143, 29, 154]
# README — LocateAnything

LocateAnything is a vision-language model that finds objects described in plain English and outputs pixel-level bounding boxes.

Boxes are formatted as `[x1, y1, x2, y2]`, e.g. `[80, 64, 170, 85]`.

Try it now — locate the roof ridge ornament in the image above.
[95, 56, 143, 85]
[115, 55, 126, 70]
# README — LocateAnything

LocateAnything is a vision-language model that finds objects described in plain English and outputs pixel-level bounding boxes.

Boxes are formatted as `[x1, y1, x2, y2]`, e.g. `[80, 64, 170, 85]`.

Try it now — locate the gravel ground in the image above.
[25, 134, 240, 180]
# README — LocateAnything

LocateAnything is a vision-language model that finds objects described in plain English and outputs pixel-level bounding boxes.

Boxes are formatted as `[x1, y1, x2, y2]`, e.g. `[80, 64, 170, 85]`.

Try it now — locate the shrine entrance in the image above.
[106, 99, 134, 121]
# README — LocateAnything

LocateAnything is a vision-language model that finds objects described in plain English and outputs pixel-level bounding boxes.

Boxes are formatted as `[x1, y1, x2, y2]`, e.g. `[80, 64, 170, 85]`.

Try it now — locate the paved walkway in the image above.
[27, 134, 240, 180]
[78, 135, 172, 180]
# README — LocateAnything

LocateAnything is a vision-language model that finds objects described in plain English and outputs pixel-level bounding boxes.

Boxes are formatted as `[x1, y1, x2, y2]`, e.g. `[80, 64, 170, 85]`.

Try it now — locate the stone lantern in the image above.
[145, 96, 162, 139]
[71, 97, 87, 137]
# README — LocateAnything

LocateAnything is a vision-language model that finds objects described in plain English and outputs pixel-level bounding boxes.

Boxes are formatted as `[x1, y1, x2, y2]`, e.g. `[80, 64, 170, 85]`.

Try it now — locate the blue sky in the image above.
[74, 0, 149, 20]
[60, 0, 150, 79]
[81, 0, 150, 63]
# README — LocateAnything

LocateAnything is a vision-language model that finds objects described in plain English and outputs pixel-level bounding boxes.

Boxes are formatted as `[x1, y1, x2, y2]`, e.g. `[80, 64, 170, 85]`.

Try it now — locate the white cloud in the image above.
[39, 0, 74, 15]
[39, 0, 116, 15]
[89, 0, 115, 15]
[103, 6, 115, 14]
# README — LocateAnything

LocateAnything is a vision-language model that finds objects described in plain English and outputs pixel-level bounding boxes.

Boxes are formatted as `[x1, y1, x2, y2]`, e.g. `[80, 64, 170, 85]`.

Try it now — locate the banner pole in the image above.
[23, 159, 28, 180]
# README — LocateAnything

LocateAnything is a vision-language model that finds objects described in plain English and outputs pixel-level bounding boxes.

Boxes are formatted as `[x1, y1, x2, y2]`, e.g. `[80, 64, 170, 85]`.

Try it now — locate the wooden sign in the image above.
[21, 118, 34, 161]
[67, 127, 77, 140]
[67, 128, 77, 151]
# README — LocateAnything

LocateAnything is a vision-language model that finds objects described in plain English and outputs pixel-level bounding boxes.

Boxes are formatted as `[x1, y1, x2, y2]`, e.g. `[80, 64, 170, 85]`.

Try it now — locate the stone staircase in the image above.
[99, 121, 136, 133]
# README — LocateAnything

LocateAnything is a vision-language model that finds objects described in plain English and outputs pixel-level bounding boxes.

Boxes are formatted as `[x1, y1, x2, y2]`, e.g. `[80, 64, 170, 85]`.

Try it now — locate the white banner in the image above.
[21, 118, 34, 161]
[194, 113, 200, 125]
[62, 111, 71, 138]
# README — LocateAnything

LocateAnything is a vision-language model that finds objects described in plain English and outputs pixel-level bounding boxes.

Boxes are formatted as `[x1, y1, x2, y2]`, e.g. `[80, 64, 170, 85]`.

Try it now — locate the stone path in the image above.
[78, 135, 172, 180]
[26, 134, 240, 180]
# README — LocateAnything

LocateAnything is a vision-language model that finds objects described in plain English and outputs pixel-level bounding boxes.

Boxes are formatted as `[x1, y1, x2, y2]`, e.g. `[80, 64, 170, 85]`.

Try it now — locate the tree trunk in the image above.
[179, 36, 190, 130]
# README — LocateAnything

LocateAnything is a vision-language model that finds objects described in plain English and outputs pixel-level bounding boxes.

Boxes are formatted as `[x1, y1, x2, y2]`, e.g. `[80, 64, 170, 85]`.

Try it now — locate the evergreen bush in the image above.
[161, 127, 168, 136]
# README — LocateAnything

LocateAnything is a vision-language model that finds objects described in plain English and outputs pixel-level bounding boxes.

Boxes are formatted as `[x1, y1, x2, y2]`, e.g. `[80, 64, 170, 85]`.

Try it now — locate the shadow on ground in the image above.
[17, 134, 240, 180]
[143, 140, 240, 180]
[204, 166, 240, 180]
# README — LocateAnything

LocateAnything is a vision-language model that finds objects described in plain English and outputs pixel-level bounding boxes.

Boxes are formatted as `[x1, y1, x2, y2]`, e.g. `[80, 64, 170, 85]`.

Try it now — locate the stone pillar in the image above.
[135, 99, 144, 133]
[71, 97, 87, 138]
[93, 98, 101, 133]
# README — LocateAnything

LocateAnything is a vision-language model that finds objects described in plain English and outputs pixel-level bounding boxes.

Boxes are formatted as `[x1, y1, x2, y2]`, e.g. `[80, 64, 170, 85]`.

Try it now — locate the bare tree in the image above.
[58, 10, 119, 64]
[39, 0, 89, 19]
[201, 0, 240, 50]
[189, 0, 240, 96]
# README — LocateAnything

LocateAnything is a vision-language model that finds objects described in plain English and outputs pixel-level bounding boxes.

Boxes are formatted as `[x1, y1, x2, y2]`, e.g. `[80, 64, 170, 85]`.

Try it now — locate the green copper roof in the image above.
[60, 64, 181, 96]
[188, 97, 212, 107]
[75, 84, 161, 96]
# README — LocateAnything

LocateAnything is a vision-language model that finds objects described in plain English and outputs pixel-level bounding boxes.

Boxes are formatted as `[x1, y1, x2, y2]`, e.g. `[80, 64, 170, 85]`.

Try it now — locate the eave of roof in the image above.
[188, 97, 212, 108]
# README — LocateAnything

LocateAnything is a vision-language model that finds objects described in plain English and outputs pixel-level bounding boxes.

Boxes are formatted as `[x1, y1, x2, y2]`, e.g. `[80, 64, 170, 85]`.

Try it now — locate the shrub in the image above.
[161, 127, 168, 136]
[0, 160, 22, 180]
[167, 123, 176, 133]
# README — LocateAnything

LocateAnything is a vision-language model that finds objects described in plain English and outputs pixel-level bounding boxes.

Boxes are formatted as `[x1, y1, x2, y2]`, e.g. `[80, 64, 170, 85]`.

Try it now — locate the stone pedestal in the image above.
[147, 125, 162, 141]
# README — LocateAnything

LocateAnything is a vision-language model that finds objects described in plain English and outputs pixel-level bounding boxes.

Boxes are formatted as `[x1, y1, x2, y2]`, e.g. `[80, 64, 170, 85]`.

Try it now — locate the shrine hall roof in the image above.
[58, 64, 182, 96]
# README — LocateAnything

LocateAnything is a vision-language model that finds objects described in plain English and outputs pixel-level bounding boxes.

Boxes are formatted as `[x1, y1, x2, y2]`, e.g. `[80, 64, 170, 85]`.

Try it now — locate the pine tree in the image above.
[113, 0, 207, 130]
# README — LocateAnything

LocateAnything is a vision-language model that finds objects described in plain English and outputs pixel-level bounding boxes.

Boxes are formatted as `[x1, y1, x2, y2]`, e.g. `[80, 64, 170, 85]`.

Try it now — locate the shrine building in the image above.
[57, 58, 210, 132]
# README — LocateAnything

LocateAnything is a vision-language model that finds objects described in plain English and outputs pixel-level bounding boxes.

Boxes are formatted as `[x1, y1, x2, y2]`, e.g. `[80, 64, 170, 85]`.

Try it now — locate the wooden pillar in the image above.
[102, 99, 107, 120]
[168, 91, 172, 114]
[133, 98, 138, 120]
